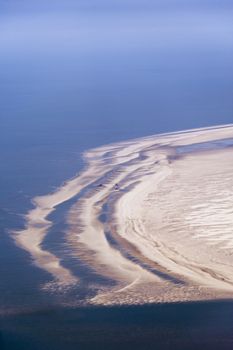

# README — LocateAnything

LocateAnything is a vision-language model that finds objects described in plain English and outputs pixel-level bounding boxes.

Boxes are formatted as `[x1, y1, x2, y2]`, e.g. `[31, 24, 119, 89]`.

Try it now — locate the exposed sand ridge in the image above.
[13, 124, 233, 304]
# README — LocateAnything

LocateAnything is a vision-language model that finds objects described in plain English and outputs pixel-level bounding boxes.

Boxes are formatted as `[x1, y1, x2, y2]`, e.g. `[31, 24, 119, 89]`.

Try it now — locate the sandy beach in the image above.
[13, 124, 233, 304]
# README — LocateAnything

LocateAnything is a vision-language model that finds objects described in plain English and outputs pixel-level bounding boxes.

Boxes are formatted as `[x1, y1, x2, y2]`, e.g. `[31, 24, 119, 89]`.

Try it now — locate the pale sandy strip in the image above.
[12, 124, 233, 293]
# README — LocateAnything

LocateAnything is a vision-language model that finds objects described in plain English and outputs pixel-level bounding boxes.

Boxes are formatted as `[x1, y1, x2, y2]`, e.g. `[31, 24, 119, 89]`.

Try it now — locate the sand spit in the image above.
[13, 124, 233, 304]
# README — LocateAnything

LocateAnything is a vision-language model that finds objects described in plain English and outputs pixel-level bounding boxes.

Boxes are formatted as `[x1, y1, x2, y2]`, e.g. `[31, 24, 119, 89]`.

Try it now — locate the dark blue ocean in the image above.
[0, 1, 233, 349]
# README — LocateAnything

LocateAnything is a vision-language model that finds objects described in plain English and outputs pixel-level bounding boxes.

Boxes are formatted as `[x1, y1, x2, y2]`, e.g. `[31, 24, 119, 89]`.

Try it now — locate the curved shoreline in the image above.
[13, 124, 233, 304]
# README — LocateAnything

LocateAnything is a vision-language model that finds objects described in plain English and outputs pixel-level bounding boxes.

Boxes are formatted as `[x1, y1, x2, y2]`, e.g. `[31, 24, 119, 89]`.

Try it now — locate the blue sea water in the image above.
[0, 0, 233, 348]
